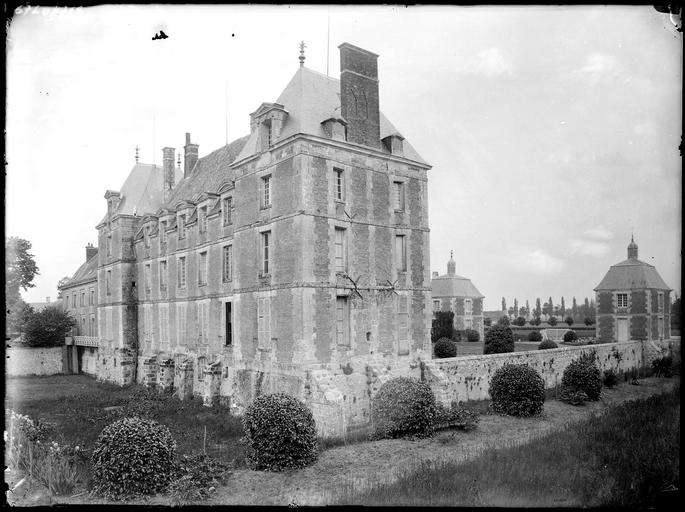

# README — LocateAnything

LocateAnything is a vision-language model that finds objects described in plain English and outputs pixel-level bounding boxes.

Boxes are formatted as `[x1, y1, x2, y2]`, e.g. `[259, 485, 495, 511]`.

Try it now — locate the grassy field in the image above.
[336, 384, 681, 507]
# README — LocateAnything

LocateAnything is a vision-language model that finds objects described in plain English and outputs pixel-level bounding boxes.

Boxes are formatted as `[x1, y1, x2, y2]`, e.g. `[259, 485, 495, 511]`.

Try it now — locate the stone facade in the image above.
[78, 42, 432, 435]
[594, 238, 672, 343]
[430, 253, 485, 339]
[60, 243, 98, 337]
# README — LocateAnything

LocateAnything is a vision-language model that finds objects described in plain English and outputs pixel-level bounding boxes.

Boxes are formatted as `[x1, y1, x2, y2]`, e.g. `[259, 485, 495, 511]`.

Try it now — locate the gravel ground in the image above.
[9, 375, 674, 507]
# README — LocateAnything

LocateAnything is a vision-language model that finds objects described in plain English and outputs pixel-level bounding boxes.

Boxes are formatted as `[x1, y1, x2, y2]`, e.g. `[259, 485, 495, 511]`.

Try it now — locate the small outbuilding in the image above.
[594, 237, 671, 342]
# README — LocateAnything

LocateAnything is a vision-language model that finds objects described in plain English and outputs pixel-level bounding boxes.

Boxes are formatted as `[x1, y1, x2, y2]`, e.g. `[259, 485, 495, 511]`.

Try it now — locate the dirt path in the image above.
[8, 377, 677, 507]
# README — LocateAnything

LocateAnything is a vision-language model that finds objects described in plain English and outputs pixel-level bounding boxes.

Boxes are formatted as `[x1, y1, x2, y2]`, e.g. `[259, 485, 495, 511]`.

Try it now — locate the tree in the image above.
[529, 317, 541, 326]
[5, 237, 39, 336]
[572, 297, 578, 321]
[507, 307, 514, 318]
[514, 316, 526, 326]
[501, 297, 507, 313]
[535, 298, 542, 318]
[560, 297, 566, 318]
[432, 311, 456, 342]
[525, 300, 530, 317]
[672, 296, 681, 331]
[484, 317, 492, 327]
[564, 316, 574, 327]
[484, 324, 515, 354]
[513, 298, 519, 319]
[7, 300, 34, 337]
[548, 316, 558, 326]
[584, 317, 595, 326]
[22, 306, 76, 347]
[497, 316, 510, 326]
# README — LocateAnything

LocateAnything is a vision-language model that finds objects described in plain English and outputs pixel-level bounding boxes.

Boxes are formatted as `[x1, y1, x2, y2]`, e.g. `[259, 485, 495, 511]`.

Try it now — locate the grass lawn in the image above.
[336, 384, 681, 507]
[5, 374, 247, 467]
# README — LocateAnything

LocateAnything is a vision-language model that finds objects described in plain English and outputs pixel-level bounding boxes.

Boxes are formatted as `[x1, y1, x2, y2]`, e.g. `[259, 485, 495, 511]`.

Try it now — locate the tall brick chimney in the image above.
[339, 43, 381, 149]
[162, 147, 175, 201]
[184, 133, 199, 178]
[86, 243, 97, 261]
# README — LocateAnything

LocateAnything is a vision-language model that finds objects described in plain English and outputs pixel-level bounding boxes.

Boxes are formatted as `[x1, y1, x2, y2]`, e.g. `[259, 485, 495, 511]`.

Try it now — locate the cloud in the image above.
[461, 48, 514, 77]
[573, 53, 621, 85]
[583, 227, 614, 240]
[569, 238, 611, 257]
[514, 249, 564, 274]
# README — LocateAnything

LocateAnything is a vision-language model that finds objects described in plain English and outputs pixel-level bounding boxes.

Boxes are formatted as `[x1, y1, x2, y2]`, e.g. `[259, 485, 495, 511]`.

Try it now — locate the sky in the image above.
[6, 5, 682, 311]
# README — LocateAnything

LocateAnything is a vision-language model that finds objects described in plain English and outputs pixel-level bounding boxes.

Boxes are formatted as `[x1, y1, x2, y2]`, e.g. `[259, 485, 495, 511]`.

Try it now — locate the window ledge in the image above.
[260, 205, 272, 210]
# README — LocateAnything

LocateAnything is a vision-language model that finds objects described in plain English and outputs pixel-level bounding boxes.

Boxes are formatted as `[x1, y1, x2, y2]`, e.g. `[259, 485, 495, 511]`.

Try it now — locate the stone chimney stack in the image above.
[184, 133, 199, 178]
[339, 43, 381, 149]
[86, 242, 97, 262]
[162, 147, 175, 201]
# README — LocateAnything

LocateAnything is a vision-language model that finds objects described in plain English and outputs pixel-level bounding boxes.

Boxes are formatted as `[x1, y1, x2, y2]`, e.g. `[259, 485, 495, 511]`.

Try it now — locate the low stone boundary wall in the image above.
[423, 339, 679, 405]
[6, 346, 64, 376]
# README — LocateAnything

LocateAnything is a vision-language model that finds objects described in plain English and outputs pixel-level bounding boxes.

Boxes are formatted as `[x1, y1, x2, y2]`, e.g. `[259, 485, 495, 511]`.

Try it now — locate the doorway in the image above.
[616, 318, 629, 342]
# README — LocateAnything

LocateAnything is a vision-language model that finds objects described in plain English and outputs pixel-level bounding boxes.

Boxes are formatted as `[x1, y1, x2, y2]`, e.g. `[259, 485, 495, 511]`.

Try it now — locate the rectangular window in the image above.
[257, 296, 271, 349]
[262, 231, 271, 275]
[465, 298, 473, 315]
[199, 206, 207, 233]
[81, 316, 86, 336]
[89, 288, 94, 306]
[334, 168, 344, 201]
[178, 214, 186, 239]
[199, 302, 209, 342]
[178, 256, 186, 288]
[222, 197, 232, 226]
[176, 302, 187, 340]
[658, 316, 664, 339]
[159, 260, 167, 291]
[262, 176, 271, 208]
[198, 252, 208, 285]
[160, 220, 167, 245]
[144, 305, 152, 342]
[90, 315, 95, 337]
[395, 235, 406, 271]
[106, 235, 112, 256]
[336, 296, 350, 346]
[334, 227, 347, 272]
[225, 302, 232, 346]
[144, 226, 150, 248]
[398, 295, 408, 354]
[433, 299, 440, 313]
[159, 305, 169, 344]
[66, 295, 70, 309]
[106, 307, 113, 340]
[617, 293, 628, 308]
[393, 181, 405, 211]
[223, 245, 233, 282]
[73, 294, 77, 308]
[658, 292, 664, 313]
[81, 291, 85, 307]
[106, 271, 111, 295]
[144, 264, 151, 296]
[465, 318, 473, 330]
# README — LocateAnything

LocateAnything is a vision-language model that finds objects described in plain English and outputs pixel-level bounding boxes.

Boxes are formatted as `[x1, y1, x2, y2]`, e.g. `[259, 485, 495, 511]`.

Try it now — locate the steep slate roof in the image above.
[431, 274, 485, 299]
[594, 258, 671, 291]
[62, 252, 99, 288]
[164, 135, 250, 207]
[234, 66, 428, 165]
[99, 163, 184, 224]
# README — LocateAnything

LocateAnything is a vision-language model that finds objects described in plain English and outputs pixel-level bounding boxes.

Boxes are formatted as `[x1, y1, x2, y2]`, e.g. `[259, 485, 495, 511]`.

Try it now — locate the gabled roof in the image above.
[234, 66, 428, 165]
[99, 163, 183, 224]
[431, 274, 484, 299]
[594, 258, 671, 291]
[61, 252, 99, 288]
[163, 135, 249, 208]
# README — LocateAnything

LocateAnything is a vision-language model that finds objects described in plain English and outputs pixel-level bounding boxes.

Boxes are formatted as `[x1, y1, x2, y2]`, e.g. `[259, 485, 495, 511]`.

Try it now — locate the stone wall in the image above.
[6, 347, 64, 376]
[423, 339, 680, 405]
[80, 347, 99, 376]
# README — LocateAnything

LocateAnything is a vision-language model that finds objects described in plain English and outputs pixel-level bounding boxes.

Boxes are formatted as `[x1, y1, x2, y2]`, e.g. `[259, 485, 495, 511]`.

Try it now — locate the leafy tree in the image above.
[548, 316, 558, 326]
[671, 296, 681, 331]
[535, 298, 542, 318]
[507, 307, 514, 318]
[7, 300, 34, 336]
[484, 324, 515, 354]
[513, 298, 519, 318]
[431, 311, 456, 342]
[5, 237, 40, 334]
[501, 297, 506, 312]
[497, 316, 510, 326]
[22, 306, 76, 347]
[483, 317, 492, 327]
[560, 297, 566, 318]
[548, 297, 554, 316]
[529, 317, 541, 326]
[514, 316, 526, 326]
[572, 297, 578, 321]
[564, 316, 574, 327]
[584, 317, 595, 326]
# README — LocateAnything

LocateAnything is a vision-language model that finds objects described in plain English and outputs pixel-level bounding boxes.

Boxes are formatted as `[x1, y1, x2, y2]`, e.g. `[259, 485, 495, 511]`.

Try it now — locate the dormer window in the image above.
[159, 220, 167, 245]
[178, 214, 186, 239]
[222, 197, 233, 226]
[199, 207, 207, 233]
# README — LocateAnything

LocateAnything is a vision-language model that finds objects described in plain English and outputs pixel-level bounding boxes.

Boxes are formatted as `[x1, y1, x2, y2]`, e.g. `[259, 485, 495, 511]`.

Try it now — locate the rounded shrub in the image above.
[489, 364, 545, 417]
[483, 324, 515, 354]
[548, 316, 558, 326]
[91, 416, 177, 499]
[602, 368, 618, 388]
[562, 352, 602, 401]
[538, 339, 558, 350]
[242, 393, 318, 471]
[464, 328, 480, 342]
[371, 377, 438, 439]
[528, 330, 542, 342]
[434, 337, 457, 358]
[563, 330, 578, 343]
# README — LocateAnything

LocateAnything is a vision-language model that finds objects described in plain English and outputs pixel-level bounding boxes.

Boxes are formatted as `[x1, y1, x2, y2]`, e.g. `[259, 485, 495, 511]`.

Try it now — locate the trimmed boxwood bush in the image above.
[562, 351, 602, 401]
[91, 416, 177, 499]
[558, 385, 588, 406]
[538, 339, 558, 350]
[563, 330, 578, 343]
[489, 364, 545, 417]
[371, 377, 438, 439]
[464, 328, 480, 342]
[242, 393, 318, 471]
[434, 337, 457, 358]
[484, 324, 515, 354]
[528, 330, 543, 342]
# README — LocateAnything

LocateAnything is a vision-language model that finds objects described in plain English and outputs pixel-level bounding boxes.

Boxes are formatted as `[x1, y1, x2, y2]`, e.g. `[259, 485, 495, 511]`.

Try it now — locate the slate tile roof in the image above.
[431, 274, 485, 299]
[61, 252, 99, 288]
[594, 258, 671, 291]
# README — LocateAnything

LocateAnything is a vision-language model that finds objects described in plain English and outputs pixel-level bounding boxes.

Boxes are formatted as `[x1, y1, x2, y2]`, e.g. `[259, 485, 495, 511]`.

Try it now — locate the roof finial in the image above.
[177, 152, 181, 169]
[299, 40, 306, 67]
[135, 145, 139, 163]
[450, 249, 453, 259]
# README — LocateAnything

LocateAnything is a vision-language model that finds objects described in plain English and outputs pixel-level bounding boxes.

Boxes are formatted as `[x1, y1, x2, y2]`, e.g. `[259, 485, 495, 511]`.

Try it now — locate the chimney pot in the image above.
[86, 243, 98, 262]
[184, 133, 199, 178]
